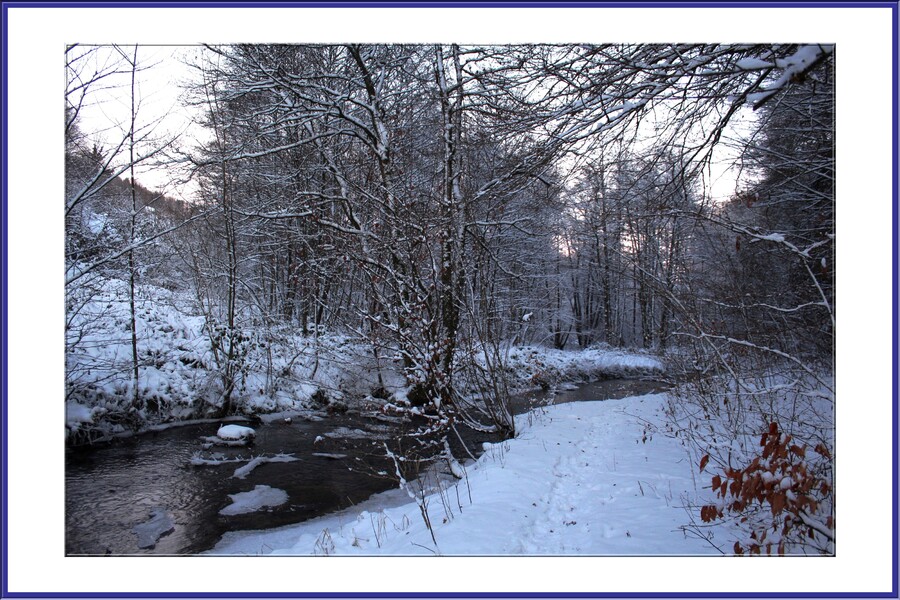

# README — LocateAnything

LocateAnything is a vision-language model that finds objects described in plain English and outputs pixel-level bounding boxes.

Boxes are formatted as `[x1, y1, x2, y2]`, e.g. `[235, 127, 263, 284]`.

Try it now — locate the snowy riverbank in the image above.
[65, 278, 665, 444]
[209, 392, 724, 556]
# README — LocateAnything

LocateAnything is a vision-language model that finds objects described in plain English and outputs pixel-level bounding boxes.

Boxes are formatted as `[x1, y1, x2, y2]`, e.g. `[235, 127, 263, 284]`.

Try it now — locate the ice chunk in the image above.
[323, 427, 388, 440]
[133, 508, 175, 549]
[232, 454, 299, 479]
[219, 485, 289, 516]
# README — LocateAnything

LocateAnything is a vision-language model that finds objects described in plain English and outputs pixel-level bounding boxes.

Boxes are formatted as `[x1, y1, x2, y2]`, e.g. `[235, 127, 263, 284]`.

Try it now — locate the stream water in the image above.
[65, 378, 666, 555]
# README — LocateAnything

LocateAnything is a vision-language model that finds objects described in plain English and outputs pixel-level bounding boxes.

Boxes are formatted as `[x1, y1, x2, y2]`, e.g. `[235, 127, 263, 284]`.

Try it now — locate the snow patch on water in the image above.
[219, 485, 289, 516]
[132, 508, 175, 549]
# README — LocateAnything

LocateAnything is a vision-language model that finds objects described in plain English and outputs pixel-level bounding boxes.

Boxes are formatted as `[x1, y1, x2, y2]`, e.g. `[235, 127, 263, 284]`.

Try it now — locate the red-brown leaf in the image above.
[815, 443, 832, 460]
[770, 492, 786, 516]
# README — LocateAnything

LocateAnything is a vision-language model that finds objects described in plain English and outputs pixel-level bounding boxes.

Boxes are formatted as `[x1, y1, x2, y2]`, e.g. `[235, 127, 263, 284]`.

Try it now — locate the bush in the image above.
[699, 421, 834, 555]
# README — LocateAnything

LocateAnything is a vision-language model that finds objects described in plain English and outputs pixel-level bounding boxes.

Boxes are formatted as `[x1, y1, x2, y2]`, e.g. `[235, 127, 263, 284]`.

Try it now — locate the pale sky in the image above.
[72, 43, 758, 206]
[69, 44, 206, 201]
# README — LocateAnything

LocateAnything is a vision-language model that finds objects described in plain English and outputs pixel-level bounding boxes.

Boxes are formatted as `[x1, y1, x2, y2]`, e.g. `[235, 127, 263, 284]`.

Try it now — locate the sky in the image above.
[68, 44, 206, 200]
[71, 43, 752, 206]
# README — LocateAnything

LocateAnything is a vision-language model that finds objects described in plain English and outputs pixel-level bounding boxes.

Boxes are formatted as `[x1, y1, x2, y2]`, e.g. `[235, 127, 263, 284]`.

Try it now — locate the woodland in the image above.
[65, 43, 835, 555]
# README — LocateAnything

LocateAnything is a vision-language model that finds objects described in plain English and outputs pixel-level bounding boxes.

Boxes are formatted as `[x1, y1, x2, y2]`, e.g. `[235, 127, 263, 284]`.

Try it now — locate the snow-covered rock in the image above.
[217, 424, 255, 441]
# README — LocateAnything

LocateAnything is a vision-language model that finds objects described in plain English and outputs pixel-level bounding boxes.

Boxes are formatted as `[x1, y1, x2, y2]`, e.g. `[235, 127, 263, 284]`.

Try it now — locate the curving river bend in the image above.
[65, 379, 666, 555]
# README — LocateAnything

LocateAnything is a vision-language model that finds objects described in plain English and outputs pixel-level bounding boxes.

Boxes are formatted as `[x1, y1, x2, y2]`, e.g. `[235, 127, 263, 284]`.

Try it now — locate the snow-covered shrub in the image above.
[666, 362, 834, 555]
[699, 421, 833, 555]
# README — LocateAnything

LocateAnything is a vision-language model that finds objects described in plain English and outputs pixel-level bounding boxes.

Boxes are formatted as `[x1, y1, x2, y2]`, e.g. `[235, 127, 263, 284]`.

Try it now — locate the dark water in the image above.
[65, 378, 667, 555]
[507, 378, 667, 413]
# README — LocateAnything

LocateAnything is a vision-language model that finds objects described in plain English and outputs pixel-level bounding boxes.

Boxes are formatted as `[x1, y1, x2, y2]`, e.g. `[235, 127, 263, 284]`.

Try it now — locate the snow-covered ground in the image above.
[210, 392, 725, 556]
[64, 278, 407, 441]
[503, 344, 664, 390]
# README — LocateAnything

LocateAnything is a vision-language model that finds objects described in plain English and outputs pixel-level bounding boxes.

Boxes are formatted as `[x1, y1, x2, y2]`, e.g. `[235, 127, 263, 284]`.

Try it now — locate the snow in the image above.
[445, 455, 466, 480]
[757, 232, 786, 243]
[189, 453, 243, 466]
[65, 278, 410, 441]
[219, 485, 289, 516]
[502, 344, 664, 391]
[86, 213, 113, 236]
[231, 454, 298, 479]
[746, 44, 833, 107]
[209, 393, 725, 555]
[735, 57, 773, 70]
[66, 402, 94, 425]
[216, 424, 255, 440]
[132, 508, 175, 549]
[322, 426, 389, 440]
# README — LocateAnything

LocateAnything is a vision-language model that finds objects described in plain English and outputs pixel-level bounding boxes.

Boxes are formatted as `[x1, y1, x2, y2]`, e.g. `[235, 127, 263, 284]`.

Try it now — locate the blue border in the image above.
[3, 595, 900, 599]
[2, 0, 8, 598]
[2, 1, 898, 598]
[892, 0, 899, 596]
[1, 1, 898, 7]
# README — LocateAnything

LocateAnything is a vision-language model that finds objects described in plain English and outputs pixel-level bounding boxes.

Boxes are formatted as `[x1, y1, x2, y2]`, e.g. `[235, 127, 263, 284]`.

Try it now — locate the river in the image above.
[65, 378, 666, 555]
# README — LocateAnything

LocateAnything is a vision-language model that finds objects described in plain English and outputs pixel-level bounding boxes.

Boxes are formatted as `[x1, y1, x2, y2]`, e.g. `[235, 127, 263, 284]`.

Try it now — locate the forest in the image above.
[64, 43, 834, 556]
